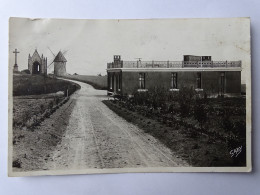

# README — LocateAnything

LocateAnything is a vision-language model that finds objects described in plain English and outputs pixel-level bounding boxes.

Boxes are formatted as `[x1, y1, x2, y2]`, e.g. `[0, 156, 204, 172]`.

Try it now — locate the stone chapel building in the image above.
[28, 49, 47, 75]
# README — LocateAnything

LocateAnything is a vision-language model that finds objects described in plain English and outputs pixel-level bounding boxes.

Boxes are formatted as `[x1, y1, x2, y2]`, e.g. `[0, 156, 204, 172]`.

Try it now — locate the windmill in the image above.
[47, 47, 68, 76]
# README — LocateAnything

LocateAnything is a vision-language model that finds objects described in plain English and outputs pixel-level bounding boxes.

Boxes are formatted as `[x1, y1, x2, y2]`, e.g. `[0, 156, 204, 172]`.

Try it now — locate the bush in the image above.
[21, 69, 30, 74]
[48, 101, 54, 109]
[133, 91, 149, 106]
[221, 110, 234, 132]
[177, 87, 196, 117]
[194, 99, 207, 130]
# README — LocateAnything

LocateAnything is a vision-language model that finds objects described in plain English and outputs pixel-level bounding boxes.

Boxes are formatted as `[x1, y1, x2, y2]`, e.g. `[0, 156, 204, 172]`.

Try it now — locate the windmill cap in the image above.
[54, 51, 67, 62]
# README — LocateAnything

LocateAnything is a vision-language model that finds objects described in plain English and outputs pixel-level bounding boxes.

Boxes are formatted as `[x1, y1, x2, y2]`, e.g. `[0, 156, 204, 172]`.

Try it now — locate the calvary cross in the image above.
[13, 48, 20, 65]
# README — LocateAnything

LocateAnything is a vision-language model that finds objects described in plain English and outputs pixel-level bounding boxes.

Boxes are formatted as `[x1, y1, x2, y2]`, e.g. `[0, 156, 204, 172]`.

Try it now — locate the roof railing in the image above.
[107, 60, 241, 69]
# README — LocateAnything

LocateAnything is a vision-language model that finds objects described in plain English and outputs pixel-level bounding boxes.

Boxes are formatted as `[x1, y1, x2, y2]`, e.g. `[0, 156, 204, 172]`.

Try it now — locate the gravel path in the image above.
[47, 79, 188, 170]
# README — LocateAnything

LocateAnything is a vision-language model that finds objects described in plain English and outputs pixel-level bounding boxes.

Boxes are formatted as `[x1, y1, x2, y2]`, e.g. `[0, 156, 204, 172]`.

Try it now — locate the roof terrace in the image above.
[107, 60, 242, 69]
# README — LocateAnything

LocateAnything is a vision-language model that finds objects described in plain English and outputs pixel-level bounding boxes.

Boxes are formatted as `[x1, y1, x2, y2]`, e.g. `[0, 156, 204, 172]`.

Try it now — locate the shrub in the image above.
[194, 99, 207, 130]
[40, 104, 45, 113]
[55, 97, 60, 105]
[177, 86, 196, 117]
[48, 101, 54, 109]
[233, 120, 246, 138]
[133, 91, 149, 106]
[147, 87, 169, 109]
[221, 110, 234, 132]
[21, 69, 30, 74]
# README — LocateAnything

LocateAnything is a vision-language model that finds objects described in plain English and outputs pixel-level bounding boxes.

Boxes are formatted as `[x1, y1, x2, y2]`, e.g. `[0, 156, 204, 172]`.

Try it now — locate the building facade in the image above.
[28, 50, 47, 76]
[107, 55, 242, 97]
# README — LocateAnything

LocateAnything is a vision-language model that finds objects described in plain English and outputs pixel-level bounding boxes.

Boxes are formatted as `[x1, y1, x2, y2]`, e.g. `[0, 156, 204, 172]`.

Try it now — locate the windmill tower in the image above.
[54, 51, 67, 76]
[47, 48, 68, 76]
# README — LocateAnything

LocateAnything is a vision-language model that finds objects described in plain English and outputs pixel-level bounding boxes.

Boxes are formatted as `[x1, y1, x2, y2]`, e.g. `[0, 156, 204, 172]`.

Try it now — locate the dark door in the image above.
[32, 62, 41, 74]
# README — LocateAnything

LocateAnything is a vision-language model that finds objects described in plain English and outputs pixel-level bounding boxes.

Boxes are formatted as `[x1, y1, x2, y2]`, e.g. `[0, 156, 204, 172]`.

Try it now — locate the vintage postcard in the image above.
[8, 17, 251, 177]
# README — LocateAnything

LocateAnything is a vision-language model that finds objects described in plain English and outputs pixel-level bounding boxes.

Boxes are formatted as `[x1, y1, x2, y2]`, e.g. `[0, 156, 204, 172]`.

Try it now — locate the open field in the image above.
[103, 88, 246, 167]
[13, 98, 54, 128]
[12, 97, 76, 171]
[13, 96, 71, 129]
[13, 74, 80, 96]
[12, 74, 80, 128]
[63, 75, 107, 90]
[12, 75, 81, 169]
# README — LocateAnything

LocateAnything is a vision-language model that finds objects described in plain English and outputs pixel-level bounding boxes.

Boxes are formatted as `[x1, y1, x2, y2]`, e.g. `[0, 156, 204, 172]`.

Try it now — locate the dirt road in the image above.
[46, 80, 188, 170]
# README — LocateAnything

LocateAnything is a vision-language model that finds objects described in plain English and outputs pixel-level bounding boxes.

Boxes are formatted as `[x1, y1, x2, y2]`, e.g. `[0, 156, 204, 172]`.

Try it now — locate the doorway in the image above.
[32, 62, 41, 74]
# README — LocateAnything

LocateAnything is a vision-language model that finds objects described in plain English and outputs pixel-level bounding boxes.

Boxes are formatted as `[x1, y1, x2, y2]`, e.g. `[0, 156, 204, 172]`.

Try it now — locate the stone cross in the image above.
[13, 49, 20, 65]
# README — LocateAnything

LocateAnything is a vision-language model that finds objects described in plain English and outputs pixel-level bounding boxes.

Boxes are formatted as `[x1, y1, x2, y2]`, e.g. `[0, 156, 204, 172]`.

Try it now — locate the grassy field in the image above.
[13, 98, 53, 127]
[12, 97, 76, 171]
[13, 75, 80, 96]
[12, 74, 80, 128]
[12, 74, 80, 170]
[13, 74, 80, 96]
[63, 75, 107, 90]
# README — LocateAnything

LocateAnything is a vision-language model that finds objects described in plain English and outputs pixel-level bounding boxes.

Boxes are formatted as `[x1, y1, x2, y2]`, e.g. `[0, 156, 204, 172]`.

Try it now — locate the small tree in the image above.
[178, 86, 195, 118]
[194, 99, 207, 130]
[147, 87, 168, 110]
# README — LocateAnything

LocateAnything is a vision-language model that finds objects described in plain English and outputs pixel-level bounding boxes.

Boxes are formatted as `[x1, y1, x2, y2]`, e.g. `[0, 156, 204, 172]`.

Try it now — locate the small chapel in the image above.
[28, 49, 47, 75]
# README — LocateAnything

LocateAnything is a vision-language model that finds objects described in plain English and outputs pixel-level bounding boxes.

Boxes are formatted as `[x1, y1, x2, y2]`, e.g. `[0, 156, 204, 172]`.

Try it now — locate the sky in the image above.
[9, 18, 250, 83]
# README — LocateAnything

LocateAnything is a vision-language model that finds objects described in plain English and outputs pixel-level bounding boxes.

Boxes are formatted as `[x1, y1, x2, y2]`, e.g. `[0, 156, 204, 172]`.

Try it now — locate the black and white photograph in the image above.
[8, 17, 251, 176]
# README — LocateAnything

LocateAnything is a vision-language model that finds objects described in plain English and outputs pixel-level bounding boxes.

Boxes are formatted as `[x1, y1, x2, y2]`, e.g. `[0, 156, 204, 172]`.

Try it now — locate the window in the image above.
[196, 72, 202, 89]
[119, 74, 122, 91]
[110, 74, 113, 89]
[220, 72, 225, 95]
[117, 74, 121, 91]
[139, 73, 145, 89]
[171, 73, 178, 89]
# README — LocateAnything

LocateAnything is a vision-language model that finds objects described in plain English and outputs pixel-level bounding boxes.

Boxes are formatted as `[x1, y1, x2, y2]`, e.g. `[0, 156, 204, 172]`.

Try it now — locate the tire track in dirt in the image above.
[45, 79, 188, 170]
[92, 101, 187, 167]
